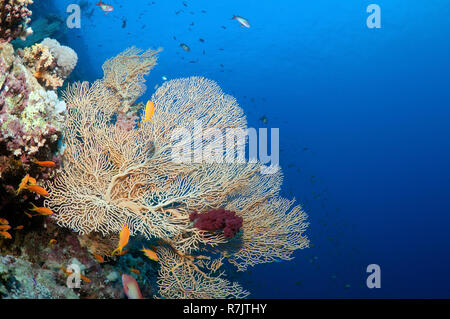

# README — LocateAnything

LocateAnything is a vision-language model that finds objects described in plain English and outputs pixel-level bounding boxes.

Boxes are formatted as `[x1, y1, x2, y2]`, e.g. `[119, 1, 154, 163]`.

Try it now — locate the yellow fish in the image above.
[112, 223, 130, 256]
[16, 174, 30, 194]
[141, 247, 158, 261]
[143, 100, 155, 123]
[29, 203, 54, 216]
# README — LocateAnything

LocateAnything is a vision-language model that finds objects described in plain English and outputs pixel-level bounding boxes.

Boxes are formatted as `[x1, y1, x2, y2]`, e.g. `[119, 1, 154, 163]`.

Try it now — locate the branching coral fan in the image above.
[46, 47, 309, 299]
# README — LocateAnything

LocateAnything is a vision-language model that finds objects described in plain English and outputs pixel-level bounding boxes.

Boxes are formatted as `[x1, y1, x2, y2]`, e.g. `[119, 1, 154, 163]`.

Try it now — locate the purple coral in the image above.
[0, 0, 33, 44]
[190, 208, 243, 238]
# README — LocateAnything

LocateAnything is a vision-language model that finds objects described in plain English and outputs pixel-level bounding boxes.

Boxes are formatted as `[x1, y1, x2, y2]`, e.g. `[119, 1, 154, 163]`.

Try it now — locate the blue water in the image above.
[35, 0, 450, 298]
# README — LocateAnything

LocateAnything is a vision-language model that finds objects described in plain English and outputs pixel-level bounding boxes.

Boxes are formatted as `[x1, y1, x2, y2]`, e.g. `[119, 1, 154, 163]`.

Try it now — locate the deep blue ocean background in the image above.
[31, 0, 450, 298]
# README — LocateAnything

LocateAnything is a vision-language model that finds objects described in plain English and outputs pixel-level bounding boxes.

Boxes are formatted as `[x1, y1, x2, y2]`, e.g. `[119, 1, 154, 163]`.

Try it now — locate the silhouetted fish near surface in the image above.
[199, 38, 205, 43]
[122, 18, 127, 28]
[180, 43, 190, 51]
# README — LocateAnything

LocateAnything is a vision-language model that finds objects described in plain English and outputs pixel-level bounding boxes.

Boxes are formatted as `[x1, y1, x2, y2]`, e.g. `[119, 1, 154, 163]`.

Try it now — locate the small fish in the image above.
[162, 76, 167, 81]
[112, 224, 130, 255]
[122, 18, 127, 28]
[49, 239, 57, 245]
[116, 249, 128, 256]
[143, 100, 155, 123]
[96, 0, 114, 14]
[130, 268, 140, 275]
[259, 115, 268, 124]
[61, 266, 72, 276]
[16, 174, 30, 194]
[180, 43, 190, 52]
[33, 160, 56, 167]
[141, 247, 158, 261]
[0, 218, 8, 225]
[29, 203, 53, 216]
[28, 177, 37, 185]
[122, 274, 143, 299]
[24, 212, 33, 218]
[199, 38, 204, 43]
[25, 184, 49, 197]
[232, 15, 250, 28]
[0, 225, 11, 231]
[80, 274, 91, 283]
[93, 254, 105, 263]
[0, 231, 12, 239]
[14, 225, 24, 230]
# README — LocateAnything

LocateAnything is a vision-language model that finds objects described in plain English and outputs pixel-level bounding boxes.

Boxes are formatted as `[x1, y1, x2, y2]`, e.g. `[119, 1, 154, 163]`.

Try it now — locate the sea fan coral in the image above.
[101, 46, 162, 113]
[0, 0, 33, 44]
[46, 47, 309, 299]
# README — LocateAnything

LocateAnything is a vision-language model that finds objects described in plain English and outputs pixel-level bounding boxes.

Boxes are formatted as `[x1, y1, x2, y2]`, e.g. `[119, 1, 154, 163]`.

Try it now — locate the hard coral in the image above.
[0, 0, 33, 44]
[190, 209, 243, 238]
[22, 42, 63, 90]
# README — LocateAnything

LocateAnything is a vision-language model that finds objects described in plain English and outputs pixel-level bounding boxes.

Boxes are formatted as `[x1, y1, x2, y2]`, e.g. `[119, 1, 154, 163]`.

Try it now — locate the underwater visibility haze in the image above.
[0, 0, 449, 299]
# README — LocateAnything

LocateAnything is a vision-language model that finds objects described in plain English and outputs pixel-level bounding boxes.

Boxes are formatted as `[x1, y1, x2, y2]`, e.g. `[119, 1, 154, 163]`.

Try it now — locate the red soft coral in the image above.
[190, 208, 243, 238]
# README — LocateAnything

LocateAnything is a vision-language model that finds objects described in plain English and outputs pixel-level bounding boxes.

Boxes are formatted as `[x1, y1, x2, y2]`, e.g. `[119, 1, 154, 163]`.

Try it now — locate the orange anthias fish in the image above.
[14, 225, 24, 230]
[0, 225, 11, 231]
[33, 160, 56, 167]
[0, 218, 9, 225]
[141, 247, 159, 261]
[112, 224, 130, 255]
[122, 274, 143, 299]
[0, 231, 12, 239]
[29, 203, 54, 216]
[143, 100, 155, 123]
[28, 177, 37, 185]
[16, 174, 30, 194]
[96, 0, 114, 14]
[49, 239, 57, 247]
[25, 185, 49, 197]
[93, 254, 104, 263]
[232, 15, 250, 28]
[130, 268, 140, 275]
